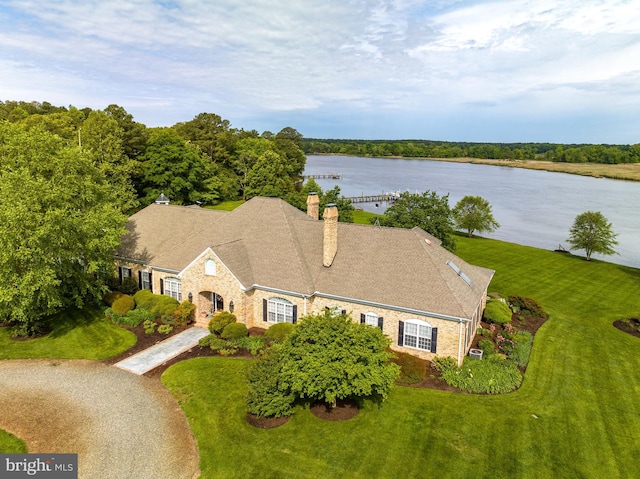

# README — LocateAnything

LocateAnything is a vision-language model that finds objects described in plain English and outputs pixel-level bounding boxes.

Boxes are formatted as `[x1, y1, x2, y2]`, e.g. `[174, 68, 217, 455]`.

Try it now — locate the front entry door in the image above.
[212, 293, 224, 311]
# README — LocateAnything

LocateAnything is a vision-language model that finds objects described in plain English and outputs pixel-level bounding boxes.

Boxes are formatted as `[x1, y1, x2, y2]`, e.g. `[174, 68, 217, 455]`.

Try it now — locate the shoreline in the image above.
[308, 153, 640, 182]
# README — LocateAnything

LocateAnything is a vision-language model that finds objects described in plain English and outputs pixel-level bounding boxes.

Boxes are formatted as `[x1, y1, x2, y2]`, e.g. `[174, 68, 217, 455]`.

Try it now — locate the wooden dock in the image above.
[345, 193, 400, 204]
[302, 173, 342, 180]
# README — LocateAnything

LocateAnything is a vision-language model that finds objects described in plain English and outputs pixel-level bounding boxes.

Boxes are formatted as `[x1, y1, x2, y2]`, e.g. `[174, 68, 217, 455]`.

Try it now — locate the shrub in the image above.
[208, 311, 236, 334]
[120, 276, 139, 295]
[508, 331, 533, 366]
[478, 328, 492, 338]
[143, 320, 157, 334]
[200, 335, 228, 352]
[173, 300, 195, 328]
[133, 290, 155, 310]
[221, 322, 248, 340]
[121, 308, 155, 327]
[151, 296, 180, 318]
[232, 336, 267, 356]
[158, 324, 173, 335]
[132, 290, 178, 318]
[391, 351, 427, 385]
[477, 339, 495, 357]
[112, 295, 135, 316]
[440, 356, 523, 394]
[508, 295, 548, 319]
[246, 347, 295, 418]
[431, 356, 458, 374]
[103, 291, 124, 306]
[263, 322, 296, 343]
[104, 307, 123, 324]
[483, 300, 512, 324]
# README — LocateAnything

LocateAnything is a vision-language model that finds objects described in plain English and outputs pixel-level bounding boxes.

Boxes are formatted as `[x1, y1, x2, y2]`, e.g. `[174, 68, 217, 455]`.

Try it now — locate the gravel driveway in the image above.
[0, 359, 199, 479]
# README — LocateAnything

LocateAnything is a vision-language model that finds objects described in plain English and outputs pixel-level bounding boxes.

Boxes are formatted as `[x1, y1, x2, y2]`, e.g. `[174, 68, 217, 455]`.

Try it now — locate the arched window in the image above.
[205, 258, 216, 276]
[164, 277, 182, 301]
[399, 319, 436, 352]
[267, 298, 295, 323]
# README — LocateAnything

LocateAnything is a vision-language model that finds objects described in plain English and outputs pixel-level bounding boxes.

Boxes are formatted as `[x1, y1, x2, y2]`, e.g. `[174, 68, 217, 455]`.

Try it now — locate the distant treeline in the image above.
[302, 139, 640, 164]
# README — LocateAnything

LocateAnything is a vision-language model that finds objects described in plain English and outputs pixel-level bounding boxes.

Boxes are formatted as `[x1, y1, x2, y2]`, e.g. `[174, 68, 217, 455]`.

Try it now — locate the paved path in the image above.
[115, 327, 210, 375]
[0, 360, 200, 479]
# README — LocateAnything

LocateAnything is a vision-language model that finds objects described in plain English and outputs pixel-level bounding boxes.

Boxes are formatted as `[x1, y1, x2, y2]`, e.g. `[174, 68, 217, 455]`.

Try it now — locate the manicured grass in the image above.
[352, 209, 380, 225]
[206, 200, 246, 211]
[0, 307, 137, 360]
[0, 429, 27, 453]
[163, 236, 640, 478]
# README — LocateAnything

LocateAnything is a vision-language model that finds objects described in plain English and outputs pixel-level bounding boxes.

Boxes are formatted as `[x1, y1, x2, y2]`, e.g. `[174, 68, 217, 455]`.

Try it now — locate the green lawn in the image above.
[0, 429, 27, 453]
[162, 236, 640, 478]
[352, 209, 380, 225]
[0, 307, 136, 360]
[205, 200, 246, 211]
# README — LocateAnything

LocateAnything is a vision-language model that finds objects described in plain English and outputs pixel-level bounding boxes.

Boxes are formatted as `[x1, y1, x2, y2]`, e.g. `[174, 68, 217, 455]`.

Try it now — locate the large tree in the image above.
[453, 195, 500, 237]
[140, 129, 222, 205]
[246, 311, 399, 417]
[0, 122, 127, 334]
[376, 190, 457, 251]
[567, 211, 618, 261]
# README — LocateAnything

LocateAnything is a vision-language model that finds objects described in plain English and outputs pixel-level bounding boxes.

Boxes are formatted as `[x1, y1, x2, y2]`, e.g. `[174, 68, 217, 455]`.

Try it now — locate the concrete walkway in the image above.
[114, 327, 209, 375]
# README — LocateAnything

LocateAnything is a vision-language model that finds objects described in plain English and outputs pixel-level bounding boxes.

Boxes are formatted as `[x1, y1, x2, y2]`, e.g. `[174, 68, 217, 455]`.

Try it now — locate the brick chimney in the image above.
[323, 204, 338, 267]
[306, 192, 319, 220]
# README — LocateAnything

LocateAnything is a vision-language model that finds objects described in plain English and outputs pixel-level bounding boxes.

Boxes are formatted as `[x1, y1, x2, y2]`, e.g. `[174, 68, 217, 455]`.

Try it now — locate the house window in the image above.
[205, 259, 216, 276]
[365, 312, 379, 327]
[140, 270, 151, 290]
[164, 278, 182, 301]
[119, 266, 131, 283]
[268, 298, 294, 323]
[403, 320, 432, 351]
[360, 312, 383, 329]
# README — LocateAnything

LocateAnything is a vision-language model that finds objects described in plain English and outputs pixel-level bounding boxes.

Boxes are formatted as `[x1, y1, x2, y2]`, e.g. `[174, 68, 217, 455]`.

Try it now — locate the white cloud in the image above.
[1, 0, 639, 141]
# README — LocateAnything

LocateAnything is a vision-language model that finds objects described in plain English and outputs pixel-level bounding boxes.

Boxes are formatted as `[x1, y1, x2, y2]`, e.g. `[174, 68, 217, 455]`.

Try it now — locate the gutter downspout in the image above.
[458, 320, 464, 365]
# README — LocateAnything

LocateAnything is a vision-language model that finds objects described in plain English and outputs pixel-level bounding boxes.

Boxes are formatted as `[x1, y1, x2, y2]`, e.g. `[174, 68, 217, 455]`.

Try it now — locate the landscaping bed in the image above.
[613, 318, 640, 338]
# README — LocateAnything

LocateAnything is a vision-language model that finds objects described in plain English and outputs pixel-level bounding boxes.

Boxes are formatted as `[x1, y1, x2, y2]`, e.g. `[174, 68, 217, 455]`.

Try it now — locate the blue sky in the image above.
[1, 0, 639, 144]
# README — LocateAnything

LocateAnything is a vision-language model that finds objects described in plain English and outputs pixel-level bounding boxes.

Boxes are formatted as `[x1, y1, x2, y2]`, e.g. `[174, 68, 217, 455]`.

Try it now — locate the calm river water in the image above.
[305, 155, 640, 268]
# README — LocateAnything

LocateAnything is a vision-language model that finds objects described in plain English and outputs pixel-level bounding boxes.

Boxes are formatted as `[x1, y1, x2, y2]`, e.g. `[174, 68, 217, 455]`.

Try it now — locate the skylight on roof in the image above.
[447, 260, 473, 286]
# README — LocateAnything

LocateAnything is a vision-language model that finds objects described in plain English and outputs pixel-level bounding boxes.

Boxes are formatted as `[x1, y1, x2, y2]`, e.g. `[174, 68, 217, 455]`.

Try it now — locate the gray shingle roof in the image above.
[118, 197, 493, 319]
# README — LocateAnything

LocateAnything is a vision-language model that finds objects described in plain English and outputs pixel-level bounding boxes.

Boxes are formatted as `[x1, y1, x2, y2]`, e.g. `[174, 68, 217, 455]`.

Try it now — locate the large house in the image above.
[115, 194, 494, 364]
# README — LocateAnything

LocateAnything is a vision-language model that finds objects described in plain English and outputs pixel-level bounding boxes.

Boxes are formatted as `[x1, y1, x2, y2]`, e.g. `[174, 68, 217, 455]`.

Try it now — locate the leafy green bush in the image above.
[478, 327, 492, 338]
[508, 295, 548, 319]
[103, 291, 124, 306]
[221, 322, 248, 340]
[431, 356, 458, 374]
[440, 356, 522, 394]
[121, 308, 155, 327]
[246, 347, 295, 418]
[483, 300, 512, 324]
[232, 336, 267, 355]
[143, 319, 157, 334]
[477, 339, 495, 357]
[208, 311, 236, 334]
[173, 300, 195, 327]
[120, 276, 139, 295]
[132, 290, 178, 319]
[508, 331, 533, 366]
[263, 322, 296, 343]
[104, 307, 123, 324]
[133, 290, 155, 310]
[390, 351, 427, 385]
[158, 324, 173, 335]
[112, 295, 135, 316]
